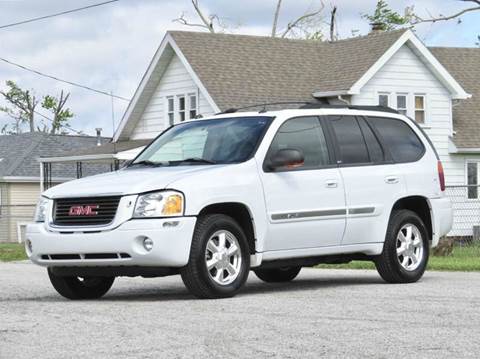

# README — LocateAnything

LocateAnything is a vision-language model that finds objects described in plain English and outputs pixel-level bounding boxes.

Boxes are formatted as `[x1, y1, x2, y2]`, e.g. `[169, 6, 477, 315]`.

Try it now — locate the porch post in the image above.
[39, 162, 44, 193]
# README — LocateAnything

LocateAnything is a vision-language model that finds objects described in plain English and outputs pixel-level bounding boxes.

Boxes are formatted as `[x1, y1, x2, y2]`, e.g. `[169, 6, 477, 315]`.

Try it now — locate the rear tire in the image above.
[254, 266, 301, 283]
[48, 268, 115, 300]
[375, 210, 429, 283]
[180, 214, 250, 299]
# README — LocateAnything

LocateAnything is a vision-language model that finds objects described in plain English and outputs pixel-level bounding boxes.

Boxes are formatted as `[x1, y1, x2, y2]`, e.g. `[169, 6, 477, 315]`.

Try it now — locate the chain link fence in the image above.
[436, 185, 480, 262]
[444, 185, 480, 242]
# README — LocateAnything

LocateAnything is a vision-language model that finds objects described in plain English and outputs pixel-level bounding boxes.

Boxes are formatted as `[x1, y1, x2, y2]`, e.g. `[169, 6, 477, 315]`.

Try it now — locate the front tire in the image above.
[375, 210, 429, 283]
[180, 214, 250, 299]
[254, 266, 301, 283]
[48, 268, 115, 300]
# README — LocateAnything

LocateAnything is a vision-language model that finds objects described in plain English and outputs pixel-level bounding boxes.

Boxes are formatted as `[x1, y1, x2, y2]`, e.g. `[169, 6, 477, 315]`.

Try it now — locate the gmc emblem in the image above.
[68, 205, 99, 216]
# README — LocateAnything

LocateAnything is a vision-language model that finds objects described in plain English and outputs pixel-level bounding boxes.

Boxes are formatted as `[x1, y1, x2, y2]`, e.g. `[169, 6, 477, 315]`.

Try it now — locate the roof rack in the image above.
[217, 102, 399, 115]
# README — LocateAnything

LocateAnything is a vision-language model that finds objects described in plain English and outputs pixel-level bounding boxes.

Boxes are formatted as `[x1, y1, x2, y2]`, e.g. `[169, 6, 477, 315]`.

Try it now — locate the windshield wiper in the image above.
[129, 160, 169, 167]
[177, 157, 217, 165]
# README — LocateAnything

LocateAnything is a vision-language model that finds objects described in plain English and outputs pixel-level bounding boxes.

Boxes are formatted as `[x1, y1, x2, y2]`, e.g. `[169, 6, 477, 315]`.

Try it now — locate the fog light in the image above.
[143, 238, 154, 251]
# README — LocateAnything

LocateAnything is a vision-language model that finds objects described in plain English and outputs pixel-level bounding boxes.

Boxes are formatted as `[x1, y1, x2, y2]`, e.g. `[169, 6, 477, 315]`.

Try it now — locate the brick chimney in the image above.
[370, 22, 385, 34]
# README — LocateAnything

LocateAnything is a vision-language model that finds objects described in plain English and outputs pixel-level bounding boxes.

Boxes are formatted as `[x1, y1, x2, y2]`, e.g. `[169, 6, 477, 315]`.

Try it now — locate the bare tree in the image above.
[175, 0, 327, 39]
[276, 1, 326, 38]
[271, 0, 283, 37]
[173, 0, 218, 33]
[329, 6, 338, 41]
[408, 0, 480, 25]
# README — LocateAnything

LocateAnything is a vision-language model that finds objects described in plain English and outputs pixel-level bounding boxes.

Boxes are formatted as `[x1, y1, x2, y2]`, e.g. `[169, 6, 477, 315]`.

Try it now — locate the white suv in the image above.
[26, 105, 453, 299]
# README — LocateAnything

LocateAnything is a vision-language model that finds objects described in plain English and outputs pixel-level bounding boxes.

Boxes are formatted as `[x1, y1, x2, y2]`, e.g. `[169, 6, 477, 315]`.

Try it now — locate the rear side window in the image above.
[328, 116, 369, 164]
[267, 116, 330, 169]
[368, 117, 425, 163]
[358, 118, 384, 163]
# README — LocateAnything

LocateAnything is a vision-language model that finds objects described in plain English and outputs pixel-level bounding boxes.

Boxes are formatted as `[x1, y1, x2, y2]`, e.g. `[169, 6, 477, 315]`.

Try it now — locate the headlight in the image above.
[133, 191, 184, 218]
[34, 197, 50, 222]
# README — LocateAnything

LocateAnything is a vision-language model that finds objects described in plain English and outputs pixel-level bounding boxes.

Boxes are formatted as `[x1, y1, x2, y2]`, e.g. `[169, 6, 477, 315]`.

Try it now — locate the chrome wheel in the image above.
[396, 223, 424, 271]
[205, 230, 242, 285]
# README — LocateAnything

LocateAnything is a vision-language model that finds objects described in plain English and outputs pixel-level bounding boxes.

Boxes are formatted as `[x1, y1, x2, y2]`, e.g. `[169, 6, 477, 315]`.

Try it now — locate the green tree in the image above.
[362, 0, 409, 31]
[41, 90, 74, 134]
[0, 80, 38, 133]
[0, 81, 74, 134]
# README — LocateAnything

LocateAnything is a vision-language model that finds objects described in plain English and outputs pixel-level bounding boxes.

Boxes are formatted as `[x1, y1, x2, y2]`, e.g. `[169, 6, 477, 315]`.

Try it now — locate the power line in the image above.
[34, 109, 85, 136]
[0, 0, 121, 30]
[0, 57, 130, 102]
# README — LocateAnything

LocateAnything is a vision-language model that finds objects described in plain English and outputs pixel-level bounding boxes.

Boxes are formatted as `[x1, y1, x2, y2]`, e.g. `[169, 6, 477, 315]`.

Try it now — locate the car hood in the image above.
[43, 165, 226, 199]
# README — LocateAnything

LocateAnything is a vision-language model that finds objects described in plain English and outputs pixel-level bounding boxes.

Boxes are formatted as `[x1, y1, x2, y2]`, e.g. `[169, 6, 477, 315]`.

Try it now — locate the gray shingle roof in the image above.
[169, 29, 408, 111]
[56, 139, 151, 157]
[0, 132, 109, 179]
[430, 47, 480, 149]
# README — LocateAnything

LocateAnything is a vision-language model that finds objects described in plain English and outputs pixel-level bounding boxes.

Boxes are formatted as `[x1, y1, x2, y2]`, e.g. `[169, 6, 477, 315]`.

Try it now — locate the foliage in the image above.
[317, 242, 480, 272]
[0, 243, 27, 262]
[362, 0, 410, 31]
[0, 81, 74, 135]
[0, 80, 38, 133]
[41, 91, 74, 134]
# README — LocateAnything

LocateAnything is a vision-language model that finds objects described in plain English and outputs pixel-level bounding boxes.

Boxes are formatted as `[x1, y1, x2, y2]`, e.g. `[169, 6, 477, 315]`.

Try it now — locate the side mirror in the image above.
[268, 148, 305, 171]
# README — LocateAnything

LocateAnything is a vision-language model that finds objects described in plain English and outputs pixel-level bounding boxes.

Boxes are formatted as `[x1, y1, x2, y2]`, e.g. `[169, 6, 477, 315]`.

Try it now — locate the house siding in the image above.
[352, 43, 476, 236]
[0, 183, 10, 242]
[6, 183, 39, 242]
[131, 54, 215, 140]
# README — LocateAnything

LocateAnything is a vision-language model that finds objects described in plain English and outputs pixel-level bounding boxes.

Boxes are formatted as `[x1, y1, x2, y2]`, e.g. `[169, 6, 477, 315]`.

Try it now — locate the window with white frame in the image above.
[467, 162, 479, 199]
[178, 95, 186, 122]
[166, 93, 198, 124]
[167, 97, 174, 126]
[396, 94, 408, 115]
[378, 92, 390, 107]
[189, 93, 197, 119]
[414, 95, 426, 123]
[378, 92, 427, 123]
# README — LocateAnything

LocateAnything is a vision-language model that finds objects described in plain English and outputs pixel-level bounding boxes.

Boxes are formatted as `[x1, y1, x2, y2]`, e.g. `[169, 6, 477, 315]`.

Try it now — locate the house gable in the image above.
[114, 33, 219, 141]
[130, 53, 216, 140]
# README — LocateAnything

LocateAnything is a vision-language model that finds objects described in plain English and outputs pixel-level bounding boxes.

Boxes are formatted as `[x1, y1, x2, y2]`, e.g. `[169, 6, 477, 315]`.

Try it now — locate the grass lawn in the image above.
[1, 243, 479, 271]
[317, 244, 480, 272]
[0, 243, 27, 262]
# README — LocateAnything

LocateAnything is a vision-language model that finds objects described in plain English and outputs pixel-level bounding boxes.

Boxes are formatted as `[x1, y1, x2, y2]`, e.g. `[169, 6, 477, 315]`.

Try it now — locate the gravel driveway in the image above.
[1, 261, 480, 359]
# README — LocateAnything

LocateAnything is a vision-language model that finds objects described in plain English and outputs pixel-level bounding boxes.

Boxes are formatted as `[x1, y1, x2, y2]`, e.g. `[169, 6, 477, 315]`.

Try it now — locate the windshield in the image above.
[131, 116, 272, 166]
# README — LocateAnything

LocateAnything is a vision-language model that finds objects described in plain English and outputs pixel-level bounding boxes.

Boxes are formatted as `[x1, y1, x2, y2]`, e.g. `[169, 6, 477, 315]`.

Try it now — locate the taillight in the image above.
[437, 161, 445, 192]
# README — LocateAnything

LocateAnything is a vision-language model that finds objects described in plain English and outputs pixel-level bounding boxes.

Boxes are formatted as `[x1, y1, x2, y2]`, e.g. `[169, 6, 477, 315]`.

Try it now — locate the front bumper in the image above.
[26, 217, 197, 268]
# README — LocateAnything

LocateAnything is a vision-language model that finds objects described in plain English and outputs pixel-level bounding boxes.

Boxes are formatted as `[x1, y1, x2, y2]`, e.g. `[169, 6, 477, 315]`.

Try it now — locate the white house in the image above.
[45, 28, 480, 237]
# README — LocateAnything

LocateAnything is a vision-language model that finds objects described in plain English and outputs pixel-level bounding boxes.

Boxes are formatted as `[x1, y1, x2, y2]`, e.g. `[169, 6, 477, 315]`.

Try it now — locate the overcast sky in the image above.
[0, 0, 478, 137]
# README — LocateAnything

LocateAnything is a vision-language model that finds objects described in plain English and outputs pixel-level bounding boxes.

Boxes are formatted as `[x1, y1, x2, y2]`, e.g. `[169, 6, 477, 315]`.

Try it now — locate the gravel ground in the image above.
[1, 261, 480, 359]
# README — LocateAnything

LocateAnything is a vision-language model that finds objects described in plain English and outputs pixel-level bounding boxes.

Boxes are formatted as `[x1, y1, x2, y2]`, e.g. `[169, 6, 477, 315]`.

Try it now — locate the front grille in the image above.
[53, 196, 121, 226]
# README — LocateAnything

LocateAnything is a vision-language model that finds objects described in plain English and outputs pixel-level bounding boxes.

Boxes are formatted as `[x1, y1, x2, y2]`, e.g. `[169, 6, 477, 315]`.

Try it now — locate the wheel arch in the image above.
[391, 196, 433, 241]
[198, 202, 257, 254]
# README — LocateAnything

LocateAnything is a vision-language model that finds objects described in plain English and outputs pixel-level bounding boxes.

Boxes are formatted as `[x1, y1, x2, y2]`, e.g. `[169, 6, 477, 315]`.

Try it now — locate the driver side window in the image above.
[266, 116, 330, 170]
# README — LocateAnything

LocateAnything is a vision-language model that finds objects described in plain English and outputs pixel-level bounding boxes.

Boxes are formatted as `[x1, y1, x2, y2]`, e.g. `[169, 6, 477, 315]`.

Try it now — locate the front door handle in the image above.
[385, 176, 400, 184]
[325, 180, 338, 188]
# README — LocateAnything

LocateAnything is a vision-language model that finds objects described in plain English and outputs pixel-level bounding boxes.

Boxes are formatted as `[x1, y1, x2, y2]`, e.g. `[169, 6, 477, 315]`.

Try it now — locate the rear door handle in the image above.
[385, 176, 399, 184]
[325, 180, 338, 188]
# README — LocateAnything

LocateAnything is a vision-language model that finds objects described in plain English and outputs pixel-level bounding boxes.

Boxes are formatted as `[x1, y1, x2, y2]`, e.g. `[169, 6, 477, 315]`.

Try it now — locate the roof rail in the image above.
[299, 103, 400, 114]
[217, 102, 399, 115]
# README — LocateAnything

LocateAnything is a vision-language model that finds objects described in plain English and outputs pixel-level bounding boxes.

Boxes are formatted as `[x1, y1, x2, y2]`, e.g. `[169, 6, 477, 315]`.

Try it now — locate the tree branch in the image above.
[329, 6, 338, 42]
[410, 2, 480, 24]
[191, 0, 215, 32]
[279, 1, 325, 38]
[271, 0, 283, 37]
[173, 12, 213, 30]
